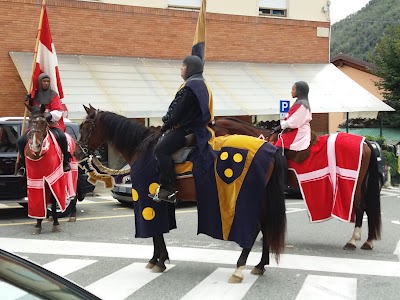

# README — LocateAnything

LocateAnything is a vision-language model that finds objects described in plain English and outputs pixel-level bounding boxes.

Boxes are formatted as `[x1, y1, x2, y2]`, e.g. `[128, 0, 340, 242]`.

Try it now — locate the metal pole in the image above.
[346, 112, 349, 133]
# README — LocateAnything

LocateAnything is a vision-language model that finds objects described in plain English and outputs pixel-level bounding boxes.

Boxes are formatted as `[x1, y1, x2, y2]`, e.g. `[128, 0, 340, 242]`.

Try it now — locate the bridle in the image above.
[76, 112, 98, 158]
[27, 116, 48, 156]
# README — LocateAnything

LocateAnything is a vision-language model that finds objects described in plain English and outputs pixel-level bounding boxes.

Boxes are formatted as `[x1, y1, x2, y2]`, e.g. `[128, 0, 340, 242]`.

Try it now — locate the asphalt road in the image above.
[0, 184, 399, 300]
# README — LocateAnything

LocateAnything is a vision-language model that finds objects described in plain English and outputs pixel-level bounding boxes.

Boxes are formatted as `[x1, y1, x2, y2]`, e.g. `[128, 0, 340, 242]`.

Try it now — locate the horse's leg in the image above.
[229, 227, 261, 283]
[68, 197, 77, 222]
[51, 195, 61, 232]
[151, 235, 170, 273]
[344, 144, 370, 250]
[145, 236, 160, 269]
[343, 208, 364, 250]
[251, 228, 269, 276]
[32, 219, 42, 235]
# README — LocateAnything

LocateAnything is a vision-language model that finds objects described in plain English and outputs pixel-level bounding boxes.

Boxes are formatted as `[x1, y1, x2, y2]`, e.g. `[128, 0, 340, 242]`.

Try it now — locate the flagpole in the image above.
[15, 0, 47, 173]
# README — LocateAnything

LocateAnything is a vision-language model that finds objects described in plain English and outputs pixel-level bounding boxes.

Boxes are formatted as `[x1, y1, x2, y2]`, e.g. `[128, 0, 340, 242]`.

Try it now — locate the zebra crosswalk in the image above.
[1, 238, 399, 300]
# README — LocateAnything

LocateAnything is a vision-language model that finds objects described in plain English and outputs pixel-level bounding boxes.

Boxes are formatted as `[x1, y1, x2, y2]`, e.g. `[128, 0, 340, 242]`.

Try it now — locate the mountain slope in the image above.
[331, 0, 400, 61]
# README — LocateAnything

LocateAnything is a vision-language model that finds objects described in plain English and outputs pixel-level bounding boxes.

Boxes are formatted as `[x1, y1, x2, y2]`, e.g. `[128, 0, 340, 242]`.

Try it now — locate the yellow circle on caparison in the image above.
[132, 189, 139, 201]
[224, 168, 233, 178]
[220, 152, 229, 160]
[233, 153, 243, 163]
[142, 207, 156, 221]
[149, 182, 159, 195]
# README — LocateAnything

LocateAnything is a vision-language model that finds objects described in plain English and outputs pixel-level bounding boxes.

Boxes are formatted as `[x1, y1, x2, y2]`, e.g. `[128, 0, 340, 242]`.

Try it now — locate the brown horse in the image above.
[24, 104, 78, 234]
[212, 117, 382, 250]
[74, 105, 287, 283]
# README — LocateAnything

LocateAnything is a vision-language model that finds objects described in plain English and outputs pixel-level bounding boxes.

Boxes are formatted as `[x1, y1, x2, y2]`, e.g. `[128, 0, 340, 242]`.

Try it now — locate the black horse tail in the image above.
[264, 149, 287, 263]
[365, 140, 382, 240]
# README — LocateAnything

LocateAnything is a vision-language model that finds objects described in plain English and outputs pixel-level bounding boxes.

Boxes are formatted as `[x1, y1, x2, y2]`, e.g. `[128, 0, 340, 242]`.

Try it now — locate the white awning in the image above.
[10, 52, 394, 120]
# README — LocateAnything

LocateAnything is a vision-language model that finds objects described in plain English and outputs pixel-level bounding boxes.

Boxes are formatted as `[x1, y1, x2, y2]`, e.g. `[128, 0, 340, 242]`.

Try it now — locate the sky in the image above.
[329, 0, 371, 23]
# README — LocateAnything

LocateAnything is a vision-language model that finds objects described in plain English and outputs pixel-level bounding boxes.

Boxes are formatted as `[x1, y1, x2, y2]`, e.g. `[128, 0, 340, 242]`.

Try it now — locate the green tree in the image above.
[370, 25, 400, 127]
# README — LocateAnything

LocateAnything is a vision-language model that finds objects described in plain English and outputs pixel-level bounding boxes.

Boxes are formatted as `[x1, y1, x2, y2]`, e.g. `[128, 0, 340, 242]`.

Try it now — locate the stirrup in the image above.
[16, 167, 25, 177]
[149, 187, 178, 204]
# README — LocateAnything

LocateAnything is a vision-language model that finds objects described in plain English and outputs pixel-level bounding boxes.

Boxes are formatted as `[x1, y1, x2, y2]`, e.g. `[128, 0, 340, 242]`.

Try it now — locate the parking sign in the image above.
[280, 100, 290, 120]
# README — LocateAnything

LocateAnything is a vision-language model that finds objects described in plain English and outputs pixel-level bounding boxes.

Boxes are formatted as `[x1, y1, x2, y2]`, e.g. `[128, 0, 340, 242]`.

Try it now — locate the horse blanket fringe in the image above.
[288, 133, 364, 222]
[65, 133, 78, 199]
[26, 131, 66, 218]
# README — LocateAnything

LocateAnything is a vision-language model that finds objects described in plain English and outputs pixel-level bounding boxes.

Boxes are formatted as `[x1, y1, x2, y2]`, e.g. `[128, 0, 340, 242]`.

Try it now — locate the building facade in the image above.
[1, 0, 331, 134]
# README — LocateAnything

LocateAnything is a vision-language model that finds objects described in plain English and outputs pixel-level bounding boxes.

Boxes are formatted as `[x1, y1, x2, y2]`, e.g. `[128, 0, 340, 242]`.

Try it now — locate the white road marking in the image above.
[287, 208, 307, 213]
[0, 204, 23, 209]
[85, 262, 173, 300]
[394, 240, 400, 261]
[285, 202, 304, 206]
[391, 221, 400, 225]
[2, 238, 400, 278]
[181, 268, 257, 300]
[296, 275, 357, 300]
[43, 258, 97, 277]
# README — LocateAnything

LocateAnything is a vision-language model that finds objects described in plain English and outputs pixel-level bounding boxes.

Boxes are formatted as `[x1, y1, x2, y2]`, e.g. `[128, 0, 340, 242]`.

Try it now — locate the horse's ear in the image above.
[83, 105, 90, 114]
[89, 103, 96, 110]
[40, 104, 46, 113]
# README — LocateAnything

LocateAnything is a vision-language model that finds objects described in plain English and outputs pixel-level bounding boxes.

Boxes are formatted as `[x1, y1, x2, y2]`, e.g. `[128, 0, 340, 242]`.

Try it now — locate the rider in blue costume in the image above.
[153, 55, 215, 203]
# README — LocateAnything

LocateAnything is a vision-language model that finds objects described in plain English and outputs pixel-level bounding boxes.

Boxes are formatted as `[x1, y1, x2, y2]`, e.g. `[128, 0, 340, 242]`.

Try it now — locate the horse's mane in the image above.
[96, 111, 159, 159]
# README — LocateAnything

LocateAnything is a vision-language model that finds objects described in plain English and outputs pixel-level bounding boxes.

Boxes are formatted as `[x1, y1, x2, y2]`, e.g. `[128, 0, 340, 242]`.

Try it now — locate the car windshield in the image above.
[0, 249, 100, 300]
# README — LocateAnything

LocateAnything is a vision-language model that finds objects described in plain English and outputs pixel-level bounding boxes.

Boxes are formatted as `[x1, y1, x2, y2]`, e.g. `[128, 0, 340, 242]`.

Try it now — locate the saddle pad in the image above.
[288, 133, 364, 222]
[26, 131, 66, 218]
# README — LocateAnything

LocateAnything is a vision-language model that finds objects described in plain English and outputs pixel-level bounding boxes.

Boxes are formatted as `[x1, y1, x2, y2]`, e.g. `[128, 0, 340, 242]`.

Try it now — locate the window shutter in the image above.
[259, 0, 287, 9]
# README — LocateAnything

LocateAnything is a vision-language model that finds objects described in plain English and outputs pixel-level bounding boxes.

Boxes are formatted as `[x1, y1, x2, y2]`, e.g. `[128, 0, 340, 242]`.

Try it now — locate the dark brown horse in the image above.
[74, 105, 287, 283]
[24, 104, 79, 234]
[212, 117, 382, 250]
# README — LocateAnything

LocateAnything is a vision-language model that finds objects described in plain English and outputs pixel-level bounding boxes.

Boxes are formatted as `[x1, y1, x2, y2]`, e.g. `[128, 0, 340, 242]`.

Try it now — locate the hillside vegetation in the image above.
[331, 0, 400, 61]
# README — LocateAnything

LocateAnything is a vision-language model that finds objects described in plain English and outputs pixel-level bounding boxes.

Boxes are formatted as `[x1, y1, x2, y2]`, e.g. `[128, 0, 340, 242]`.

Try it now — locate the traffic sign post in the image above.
[280, 100, 290, 120]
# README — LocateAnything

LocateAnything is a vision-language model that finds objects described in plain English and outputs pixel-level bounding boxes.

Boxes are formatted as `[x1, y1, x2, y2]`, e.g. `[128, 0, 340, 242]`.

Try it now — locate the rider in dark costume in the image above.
[153, 55, 215, 203]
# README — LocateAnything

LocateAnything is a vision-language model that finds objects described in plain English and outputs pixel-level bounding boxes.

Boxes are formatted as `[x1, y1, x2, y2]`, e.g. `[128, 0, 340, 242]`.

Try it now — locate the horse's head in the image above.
[26, 104, 48, 154]
[74, 104, 103, 161]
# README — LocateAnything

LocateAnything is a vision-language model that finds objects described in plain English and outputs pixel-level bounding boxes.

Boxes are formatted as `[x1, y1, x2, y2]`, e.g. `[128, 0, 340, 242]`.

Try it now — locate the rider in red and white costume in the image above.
[17, 73, 71, 175]
[274, 81, 312, 151]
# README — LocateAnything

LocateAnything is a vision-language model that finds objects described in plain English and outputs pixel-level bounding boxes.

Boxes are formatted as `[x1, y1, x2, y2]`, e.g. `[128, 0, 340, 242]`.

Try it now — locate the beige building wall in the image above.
[329, 65, 383, 133]
[85, 0, 331, 21]
[288, 0, 330, 22]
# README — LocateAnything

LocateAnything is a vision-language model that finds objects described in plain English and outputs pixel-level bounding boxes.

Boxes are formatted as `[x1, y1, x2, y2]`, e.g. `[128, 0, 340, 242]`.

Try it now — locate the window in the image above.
[259, 8, 286, 16]
[259, 0, 287, 17]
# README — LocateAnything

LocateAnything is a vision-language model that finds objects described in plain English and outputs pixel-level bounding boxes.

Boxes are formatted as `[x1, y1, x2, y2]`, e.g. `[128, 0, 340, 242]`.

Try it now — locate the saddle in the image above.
[171, 133, 196, 164]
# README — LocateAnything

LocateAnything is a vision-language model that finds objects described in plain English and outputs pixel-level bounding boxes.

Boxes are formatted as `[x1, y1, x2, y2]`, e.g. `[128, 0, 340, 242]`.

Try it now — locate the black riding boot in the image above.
[16, 133, 28, 176]
[51, 128, 71, 172]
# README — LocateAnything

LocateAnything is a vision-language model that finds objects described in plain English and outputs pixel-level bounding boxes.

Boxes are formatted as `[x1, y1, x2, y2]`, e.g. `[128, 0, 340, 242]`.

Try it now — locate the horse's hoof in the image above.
[68, 216, 77, 222]
[151, 265, 166, 273]
[361, 242, 373, 250]
[250, 267, 265, 275]
[145, 262, 156, 269]
[343, 243, 356, 250]
[52, 225, 61, 232]
[32, 228, 42, 235]
[228, 274, 243, 284]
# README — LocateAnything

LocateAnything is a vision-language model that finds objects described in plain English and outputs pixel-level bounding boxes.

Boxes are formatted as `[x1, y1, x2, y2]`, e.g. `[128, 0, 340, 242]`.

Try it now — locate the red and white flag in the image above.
[31, 5, 64, 99]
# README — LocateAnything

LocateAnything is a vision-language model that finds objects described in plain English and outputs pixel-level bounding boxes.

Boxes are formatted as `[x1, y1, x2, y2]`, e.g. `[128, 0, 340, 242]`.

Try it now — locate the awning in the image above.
[10, 52, 394, 120]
